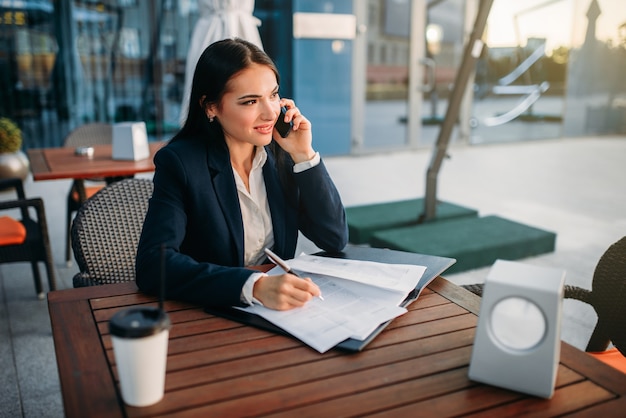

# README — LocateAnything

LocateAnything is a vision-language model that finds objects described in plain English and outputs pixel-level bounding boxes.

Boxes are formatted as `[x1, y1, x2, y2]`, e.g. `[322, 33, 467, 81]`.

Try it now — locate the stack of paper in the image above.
[240, 254, 427, 353]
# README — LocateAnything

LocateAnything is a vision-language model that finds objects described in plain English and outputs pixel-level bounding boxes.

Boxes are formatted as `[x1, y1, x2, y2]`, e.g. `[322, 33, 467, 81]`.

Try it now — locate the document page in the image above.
[239, 255, 427, 353]
[242, 273, 406, 353]
[288, 255, 426, 294]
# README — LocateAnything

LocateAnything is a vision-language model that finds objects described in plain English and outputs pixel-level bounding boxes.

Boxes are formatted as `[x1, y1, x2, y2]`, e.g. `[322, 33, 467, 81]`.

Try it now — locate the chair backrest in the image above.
[466, 237, 626, 357]
[63, 123, 113, 147]
[589, 236, 626, 356]
[71, 178, 153, 286]
[565, 236, 626, 355]
[0, 177, 56, 296]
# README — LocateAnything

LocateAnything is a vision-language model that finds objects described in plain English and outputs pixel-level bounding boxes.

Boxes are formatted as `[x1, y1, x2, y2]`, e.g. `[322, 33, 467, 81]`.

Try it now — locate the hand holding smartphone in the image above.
[274, 106, 293, 138]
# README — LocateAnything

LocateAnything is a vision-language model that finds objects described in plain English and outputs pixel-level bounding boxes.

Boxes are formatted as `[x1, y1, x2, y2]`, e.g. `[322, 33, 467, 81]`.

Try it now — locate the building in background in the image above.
[0, 0, 624, 154]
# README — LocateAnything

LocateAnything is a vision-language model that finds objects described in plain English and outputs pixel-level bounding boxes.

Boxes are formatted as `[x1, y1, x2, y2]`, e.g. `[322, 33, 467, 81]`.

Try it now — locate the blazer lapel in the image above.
[264, 149, 288, 255]
[206, 141, 245, 264]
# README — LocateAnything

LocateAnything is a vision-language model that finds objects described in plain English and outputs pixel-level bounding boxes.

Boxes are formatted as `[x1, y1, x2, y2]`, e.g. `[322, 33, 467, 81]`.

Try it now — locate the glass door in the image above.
[470, 0, 571, 143]
[354, 0, 467, 152]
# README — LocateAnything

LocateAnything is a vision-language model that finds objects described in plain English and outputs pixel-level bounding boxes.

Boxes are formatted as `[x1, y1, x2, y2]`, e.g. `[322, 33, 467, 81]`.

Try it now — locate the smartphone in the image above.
[274, 106, 293, 138]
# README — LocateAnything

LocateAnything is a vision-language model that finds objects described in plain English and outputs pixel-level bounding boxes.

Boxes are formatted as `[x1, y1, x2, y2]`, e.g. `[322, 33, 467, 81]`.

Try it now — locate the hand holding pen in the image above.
[264, 248, 324, 301]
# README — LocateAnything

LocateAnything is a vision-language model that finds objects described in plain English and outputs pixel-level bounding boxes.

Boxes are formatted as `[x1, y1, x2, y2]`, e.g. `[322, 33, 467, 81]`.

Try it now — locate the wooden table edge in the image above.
[48, 285, 132, 417]
[26, 148, 51, 179]
[428, 276, 481, 315]
[47, 282, 139, 303]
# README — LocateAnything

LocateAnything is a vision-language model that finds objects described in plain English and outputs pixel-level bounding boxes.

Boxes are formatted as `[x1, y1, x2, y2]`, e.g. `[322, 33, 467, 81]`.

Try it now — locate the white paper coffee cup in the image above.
[109, 307, 171, 407]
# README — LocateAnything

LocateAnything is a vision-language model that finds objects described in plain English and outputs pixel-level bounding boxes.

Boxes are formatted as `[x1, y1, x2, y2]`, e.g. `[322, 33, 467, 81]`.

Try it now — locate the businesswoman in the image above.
[136, 38, 348, 311]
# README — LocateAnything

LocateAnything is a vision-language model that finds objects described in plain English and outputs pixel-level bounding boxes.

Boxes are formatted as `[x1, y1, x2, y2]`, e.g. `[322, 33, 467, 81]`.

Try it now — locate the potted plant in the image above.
[0, 117, 30, 180]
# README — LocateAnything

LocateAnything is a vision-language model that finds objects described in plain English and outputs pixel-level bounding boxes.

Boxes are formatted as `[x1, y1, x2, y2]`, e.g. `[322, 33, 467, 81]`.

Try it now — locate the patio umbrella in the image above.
[179, 0, 263, 125]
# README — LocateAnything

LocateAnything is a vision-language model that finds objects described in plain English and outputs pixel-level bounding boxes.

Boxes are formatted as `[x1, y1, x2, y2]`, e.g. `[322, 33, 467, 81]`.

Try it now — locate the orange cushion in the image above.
[0, 216, 27, 245]
[590, 347, 626, 374]
[71, 185, 103, 202]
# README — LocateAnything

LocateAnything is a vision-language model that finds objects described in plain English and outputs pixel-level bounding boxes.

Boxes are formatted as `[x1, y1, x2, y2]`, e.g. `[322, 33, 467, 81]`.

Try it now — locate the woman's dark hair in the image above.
[173, 38, 292, 190]
[175, 38, 280, 142]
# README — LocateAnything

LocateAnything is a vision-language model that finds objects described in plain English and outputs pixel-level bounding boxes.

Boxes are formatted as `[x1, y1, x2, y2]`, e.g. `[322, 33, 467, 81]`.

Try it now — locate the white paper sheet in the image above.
[288, 255, 426, 294]
[239, 255, 427, 353]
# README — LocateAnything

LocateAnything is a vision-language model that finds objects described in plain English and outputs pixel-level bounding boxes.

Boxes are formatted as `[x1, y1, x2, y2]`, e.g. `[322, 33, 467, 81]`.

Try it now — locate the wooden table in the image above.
[28, 142, 166, 181]
[48, 276, 626, 416]
[27, 142, 166, 200]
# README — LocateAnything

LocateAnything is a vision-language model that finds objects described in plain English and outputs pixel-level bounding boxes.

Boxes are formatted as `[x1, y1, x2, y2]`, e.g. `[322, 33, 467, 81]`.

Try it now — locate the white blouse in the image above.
[232, 147, 274, 267]
[235, 147, 321, 305]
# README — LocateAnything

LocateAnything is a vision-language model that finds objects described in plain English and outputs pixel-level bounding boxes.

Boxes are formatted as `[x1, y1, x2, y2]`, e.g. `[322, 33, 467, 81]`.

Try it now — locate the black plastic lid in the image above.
[109, 306, 171, 338]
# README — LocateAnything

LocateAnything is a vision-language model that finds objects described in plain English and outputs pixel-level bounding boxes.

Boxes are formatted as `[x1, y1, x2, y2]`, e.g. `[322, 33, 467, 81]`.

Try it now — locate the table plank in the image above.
[165, 337, 307, 383]
[565, 397, 626, 417]
[460, 380, 616, 417]
[97, 307, 224, 336]
[92, 299, 190, 323]
[559, 343, 626, 397]
[429, 275, 481, 314]
[105, 321, 272, 355]
[48, 281, 139, 303]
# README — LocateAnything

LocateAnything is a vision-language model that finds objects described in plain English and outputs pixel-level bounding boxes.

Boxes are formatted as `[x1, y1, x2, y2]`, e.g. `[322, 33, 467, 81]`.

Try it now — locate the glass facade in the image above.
[563, 0, 626, 136]
[361, 0, 467, 150]
[0, 0, 623, 153]
[0, 0, 197, 148]
[472, 0, 626, 144]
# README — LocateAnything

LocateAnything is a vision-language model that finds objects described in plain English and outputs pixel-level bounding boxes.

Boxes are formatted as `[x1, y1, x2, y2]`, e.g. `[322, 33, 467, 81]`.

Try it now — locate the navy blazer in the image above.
[136, 135, 348, 307]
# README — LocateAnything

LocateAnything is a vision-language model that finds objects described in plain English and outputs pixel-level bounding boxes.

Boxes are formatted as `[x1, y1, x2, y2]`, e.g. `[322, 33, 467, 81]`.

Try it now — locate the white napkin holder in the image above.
[112, 122, 150, 161]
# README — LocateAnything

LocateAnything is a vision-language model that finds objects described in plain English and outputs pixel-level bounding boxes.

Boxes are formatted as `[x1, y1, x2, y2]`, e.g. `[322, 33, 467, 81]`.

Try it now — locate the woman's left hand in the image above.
[273, 98, 316, 164]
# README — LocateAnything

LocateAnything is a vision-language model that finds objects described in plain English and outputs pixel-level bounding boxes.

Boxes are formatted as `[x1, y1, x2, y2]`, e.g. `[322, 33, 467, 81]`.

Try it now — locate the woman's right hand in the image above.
[272, 98, 316, 164]
[253, 273, 322, 310]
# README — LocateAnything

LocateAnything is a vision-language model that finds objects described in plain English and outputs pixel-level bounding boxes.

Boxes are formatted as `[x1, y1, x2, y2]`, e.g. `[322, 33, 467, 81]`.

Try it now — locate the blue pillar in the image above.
[256, 0, 353, 155]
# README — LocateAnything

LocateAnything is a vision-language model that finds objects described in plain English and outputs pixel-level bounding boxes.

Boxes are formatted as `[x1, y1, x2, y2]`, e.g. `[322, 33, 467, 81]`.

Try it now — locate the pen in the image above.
[264, 248, 324, 300]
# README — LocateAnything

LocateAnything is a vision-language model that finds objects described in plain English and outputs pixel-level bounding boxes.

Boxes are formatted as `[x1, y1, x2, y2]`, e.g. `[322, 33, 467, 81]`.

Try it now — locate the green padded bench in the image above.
[370, 215, 556, 274]
[346, 198, 479, 244]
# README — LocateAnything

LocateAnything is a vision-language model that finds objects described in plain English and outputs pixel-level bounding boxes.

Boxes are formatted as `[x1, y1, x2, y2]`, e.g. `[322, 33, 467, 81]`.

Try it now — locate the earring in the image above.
[208, 115, 215, 123]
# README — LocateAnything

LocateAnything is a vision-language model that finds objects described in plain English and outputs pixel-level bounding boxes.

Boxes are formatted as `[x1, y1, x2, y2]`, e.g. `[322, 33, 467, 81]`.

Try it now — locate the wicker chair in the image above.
[463, 237, 626, 372]
[71, 178, 153, 287]
[63, 123, 133, 265]
[0, 178, 56, 299]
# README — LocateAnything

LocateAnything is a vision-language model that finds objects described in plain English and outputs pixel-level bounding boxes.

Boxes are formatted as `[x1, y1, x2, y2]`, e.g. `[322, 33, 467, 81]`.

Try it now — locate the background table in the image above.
[27, 142, 165, 201]
[28, 142, 166, 182]
[48, 276, 626, 416]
